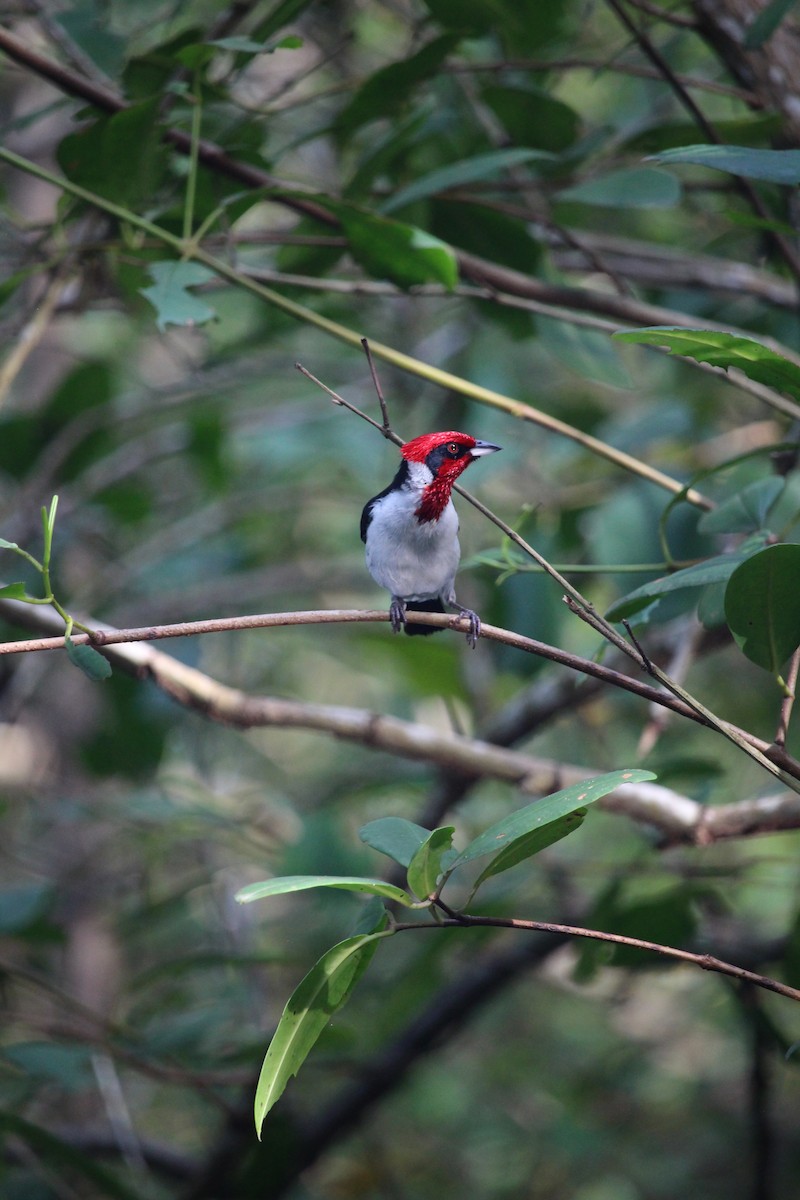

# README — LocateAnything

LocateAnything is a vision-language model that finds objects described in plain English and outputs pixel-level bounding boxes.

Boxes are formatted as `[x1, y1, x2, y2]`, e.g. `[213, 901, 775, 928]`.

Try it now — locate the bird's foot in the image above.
[389, 596, 406, 634]
[450, 602, 481, 649]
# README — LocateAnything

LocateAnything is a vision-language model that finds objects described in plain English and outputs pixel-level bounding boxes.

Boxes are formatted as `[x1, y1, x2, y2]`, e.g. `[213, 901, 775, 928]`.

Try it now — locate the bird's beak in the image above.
[469, 440, 502, 458]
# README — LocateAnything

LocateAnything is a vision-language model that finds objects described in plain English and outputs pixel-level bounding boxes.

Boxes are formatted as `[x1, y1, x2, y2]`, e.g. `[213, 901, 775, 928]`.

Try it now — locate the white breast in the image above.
[365, 487, 460, 602]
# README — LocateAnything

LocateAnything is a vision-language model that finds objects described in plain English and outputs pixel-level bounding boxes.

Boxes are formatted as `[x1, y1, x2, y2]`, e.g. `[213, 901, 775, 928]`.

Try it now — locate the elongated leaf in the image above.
[557, 167, 680, 209]
[358, 818, 431, 867]
[140, 261, 217, 332]
[235, 874, 412, 906]
[0, 537, 20, 550]
[448, 770, 655, 872]
[470, 810, 587, 895]
[407, 827, 455, 900]
[65, 637, 112, 681]
[380, 149, 556, 214]
[724, 544, 800, 672]
[698, 478, 784, 535]
[650, 144, 800, 185]
[253, 924, 389, 1134]
[606, 534, 770, 622]
[338, 208, 457, 289]
[614, 327, 800, 404]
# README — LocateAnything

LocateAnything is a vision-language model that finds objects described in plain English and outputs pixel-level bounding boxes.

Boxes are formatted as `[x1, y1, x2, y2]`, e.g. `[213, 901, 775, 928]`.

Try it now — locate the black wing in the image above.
[360, 460, 409, 543]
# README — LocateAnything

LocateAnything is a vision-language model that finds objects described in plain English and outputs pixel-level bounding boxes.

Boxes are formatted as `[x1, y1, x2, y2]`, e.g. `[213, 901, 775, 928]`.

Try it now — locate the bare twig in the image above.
[426, 902, 800, 1004]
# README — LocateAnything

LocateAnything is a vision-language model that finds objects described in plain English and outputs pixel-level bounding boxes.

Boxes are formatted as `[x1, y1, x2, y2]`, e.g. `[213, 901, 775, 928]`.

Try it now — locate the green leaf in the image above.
[140, 261, 217, 332]
[380, 149, 557, 214]
[0, 538, 20, 550]
[65, 637, 112, 682]
[622, 114, 782, 155]
[613, 327, 800, 404]
[650, 144, 800, 185]
[359, 817, 431, 867]
[470, 811, 588, 896]
[724, 544, 800, 672]
[744, 0, 797, 47]
[430, 201, 541, 274]
[448, 770, 656, 873]
[336, 208, 457, 289]
[557, 167, 680, 209]
[698, 478, 784, 535]
[336, 34, 457, 136]
[406, 827, 455, 900]
[253, 924, 389, 1134]
[606, 535, 770, 622]
[0, 581, 32, 600]
[57, 99, 167, 207]
[482, 84, 580, 153]
[235, 874, 412, 906]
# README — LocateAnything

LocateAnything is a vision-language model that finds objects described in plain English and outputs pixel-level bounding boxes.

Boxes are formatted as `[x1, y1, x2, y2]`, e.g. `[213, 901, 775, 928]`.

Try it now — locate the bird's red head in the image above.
[401, 431, 501, 522]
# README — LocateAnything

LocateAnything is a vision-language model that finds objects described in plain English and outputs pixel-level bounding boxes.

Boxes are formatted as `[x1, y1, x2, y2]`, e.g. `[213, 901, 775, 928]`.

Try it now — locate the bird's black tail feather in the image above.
[404, 598, 445, 636]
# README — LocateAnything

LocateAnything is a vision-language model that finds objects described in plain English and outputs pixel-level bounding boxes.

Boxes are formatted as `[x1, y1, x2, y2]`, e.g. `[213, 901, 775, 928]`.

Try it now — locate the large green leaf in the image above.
[235, 874, 412, 907]
[606, 535, 770, 622]
[406, 827, 455, 900]
[253, 924, 390, 1134]
[447, 770, 656, 873]
[613, 327, 800, 403]
[650, 144, 800, 184]
[724, 544, 800, 672]
[557, 168, 680, 209]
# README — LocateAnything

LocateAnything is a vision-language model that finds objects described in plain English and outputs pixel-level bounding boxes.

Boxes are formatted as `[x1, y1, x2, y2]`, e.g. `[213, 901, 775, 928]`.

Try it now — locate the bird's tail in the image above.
[404, 598, 445, 636]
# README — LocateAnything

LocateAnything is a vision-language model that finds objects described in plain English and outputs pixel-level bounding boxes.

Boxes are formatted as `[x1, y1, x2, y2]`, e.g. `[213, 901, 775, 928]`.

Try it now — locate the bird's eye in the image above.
[446, 442, 459, 456]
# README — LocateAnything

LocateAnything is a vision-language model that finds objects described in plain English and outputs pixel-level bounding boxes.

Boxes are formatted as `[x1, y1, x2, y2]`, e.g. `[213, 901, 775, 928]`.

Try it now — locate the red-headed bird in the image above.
[361, 431, 501, 647]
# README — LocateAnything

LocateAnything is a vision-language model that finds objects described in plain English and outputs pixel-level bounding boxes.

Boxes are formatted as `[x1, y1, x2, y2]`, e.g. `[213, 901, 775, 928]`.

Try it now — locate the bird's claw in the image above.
[454, 606, 480, 648]
[389, 597, 406, 634]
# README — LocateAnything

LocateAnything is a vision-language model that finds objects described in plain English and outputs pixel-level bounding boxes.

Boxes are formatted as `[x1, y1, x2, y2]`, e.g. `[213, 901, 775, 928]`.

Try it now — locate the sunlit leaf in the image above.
[613, 327, 800, 403]
[0, 582, 31, 600]
[724, 544, 800, 672]
[235, 874, 412, 906]
[448, 770, 655, 872]
[253, 923, 389, 1135]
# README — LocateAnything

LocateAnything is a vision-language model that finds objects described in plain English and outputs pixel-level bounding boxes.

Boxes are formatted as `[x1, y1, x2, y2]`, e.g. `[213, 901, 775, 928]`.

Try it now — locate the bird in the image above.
[360, 430, 501, 647]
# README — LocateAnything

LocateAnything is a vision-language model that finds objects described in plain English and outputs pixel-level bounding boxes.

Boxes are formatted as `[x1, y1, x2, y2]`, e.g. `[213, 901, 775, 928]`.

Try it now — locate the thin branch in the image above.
[422, 904, 800, 1004]
[445, 55, 753, 98]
